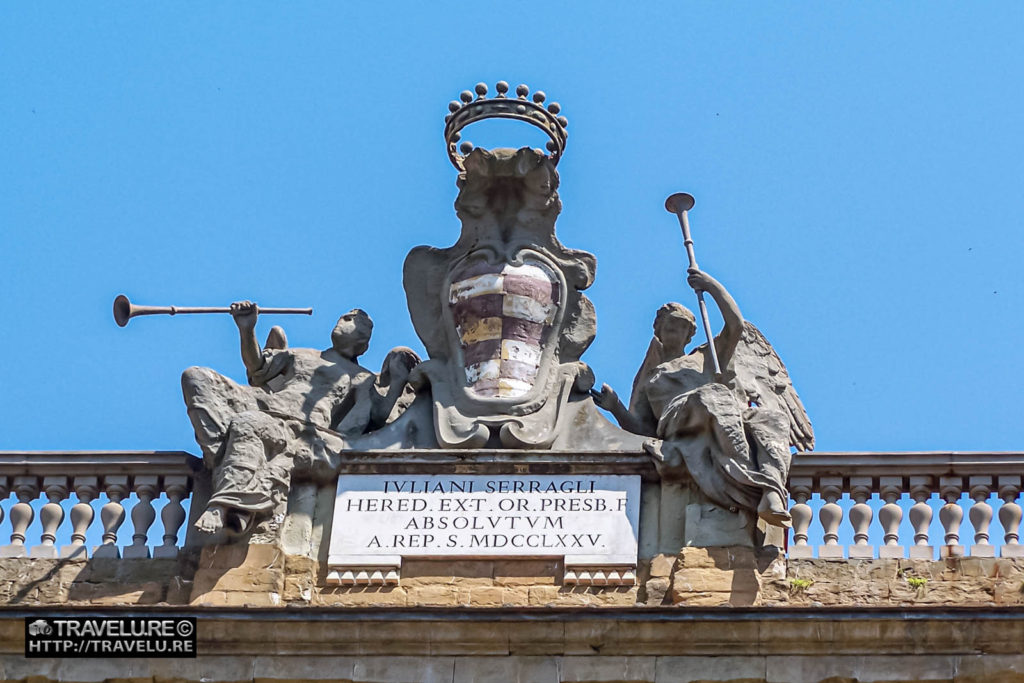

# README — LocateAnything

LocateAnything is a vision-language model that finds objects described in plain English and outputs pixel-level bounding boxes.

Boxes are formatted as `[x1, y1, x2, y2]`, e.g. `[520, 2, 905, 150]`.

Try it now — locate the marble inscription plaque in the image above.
[328, 474, 640, 567]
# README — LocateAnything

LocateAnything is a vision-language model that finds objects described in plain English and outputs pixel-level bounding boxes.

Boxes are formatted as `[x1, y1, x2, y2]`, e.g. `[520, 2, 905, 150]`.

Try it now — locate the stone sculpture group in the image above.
[182, 306, 418, 536]
[179, 82, 814, 546]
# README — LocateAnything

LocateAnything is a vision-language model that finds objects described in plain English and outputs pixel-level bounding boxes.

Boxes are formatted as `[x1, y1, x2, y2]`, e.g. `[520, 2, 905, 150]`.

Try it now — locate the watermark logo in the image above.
[25, 617, 197, 658]
[27, 619, 52, 637]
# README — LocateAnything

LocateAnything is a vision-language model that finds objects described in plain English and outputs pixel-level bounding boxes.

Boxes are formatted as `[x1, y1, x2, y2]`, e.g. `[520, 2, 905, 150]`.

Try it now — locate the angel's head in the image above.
[332, 309, 373, 360]
[653, 302, 696, 355]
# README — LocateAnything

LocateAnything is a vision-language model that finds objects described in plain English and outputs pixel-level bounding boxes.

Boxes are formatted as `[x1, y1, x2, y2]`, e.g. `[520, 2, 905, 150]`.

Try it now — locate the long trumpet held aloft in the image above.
[113, 294, 313, 327]
[665, 192, 721, 375]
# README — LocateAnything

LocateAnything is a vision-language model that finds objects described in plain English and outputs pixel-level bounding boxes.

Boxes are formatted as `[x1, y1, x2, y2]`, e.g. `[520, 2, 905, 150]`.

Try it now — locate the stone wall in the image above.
[4, 545, 1024, 610]
[4, 548, 1024, 682]
[644, 547, 1024, 608]
[0, 557, 188, 607]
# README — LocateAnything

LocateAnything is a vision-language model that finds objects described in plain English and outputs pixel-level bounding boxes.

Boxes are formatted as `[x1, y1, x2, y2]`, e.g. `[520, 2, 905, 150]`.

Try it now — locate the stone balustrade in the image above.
[788, 451, 1024, 560]
[0, 451, 200, 559]
[3, 449, 1023, 564]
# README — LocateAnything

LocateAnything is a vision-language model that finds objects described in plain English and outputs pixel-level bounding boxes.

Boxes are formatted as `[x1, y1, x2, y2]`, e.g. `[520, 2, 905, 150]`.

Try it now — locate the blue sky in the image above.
[3, 3, 1023, 456]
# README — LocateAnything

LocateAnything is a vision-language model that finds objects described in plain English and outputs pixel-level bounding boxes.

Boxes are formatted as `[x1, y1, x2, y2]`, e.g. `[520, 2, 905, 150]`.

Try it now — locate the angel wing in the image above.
[729, 321, 815, 451]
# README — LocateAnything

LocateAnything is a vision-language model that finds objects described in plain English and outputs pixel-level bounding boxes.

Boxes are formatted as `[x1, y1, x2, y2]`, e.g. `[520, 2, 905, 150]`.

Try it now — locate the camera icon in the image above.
[28, 619, 52, 636]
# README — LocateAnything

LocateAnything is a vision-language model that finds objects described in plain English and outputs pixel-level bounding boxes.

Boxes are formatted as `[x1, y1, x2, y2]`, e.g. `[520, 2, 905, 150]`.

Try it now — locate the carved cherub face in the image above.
[654, 303, 696, 354]
[331, 309, 373, 359]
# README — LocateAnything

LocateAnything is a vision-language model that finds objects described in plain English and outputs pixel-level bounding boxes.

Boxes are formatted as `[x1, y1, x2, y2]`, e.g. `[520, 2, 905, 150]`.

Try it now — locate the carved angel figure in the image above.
[595, 269, 813, 527]
[181, 302, 419, 536]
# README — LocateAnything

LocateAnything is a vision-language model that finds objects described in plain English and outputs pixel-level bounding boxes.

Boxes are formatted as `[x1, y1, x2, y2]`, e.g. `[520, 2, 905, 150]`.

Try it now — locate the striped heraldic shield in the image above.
[448, 258, 561, 399]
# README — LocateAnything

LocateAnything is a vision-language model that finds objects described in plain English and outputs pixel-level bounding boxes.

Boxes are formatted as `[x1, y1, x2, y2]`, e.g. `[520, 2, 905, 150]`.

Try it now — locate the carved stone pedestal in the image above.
[184, 448, 793, 608]
[684, 503, 758, 547]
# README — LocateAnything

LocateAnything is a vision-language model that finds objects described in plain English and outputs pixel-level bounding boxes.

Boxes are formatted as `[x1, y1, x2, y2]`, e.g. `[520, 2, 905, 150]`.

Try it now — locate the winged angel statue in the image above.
[595, 268, 814, 527]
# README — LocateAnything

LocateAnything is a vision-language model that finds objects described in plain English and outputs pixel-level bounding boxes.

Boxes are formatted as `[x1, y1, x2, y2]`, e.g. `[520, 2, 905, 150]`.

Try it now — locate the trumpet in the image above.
[113, 294, 313, 327]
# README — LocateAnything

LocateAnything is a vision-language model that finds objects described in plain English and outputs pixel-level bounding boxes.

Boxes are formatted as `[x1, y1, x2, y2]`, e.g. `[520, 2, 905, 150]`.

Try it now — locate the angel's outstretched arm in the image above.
[594, 383, 657, 436]
[686, 269, 744, 370]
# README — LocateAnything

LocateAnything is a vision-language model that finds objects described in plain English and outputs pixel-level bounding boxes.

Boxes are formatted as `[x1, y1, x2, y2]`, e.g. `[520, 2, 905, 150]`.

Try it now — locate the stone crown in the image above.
[444, 81, 568, 170]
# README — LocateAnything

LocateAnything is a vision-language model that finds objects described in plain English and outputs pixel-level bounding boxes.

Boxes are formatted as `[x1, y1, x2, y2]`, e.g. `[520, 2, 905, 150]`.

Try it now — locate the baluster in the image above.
[939, 475, 965, 558]
[124, 476, 158, 559]
[788, 477, 814, 558]
[30, 477, 68, 558]
[0, 477, 8, 531]
[154, 476, 189, 559]
[847, 477, 874, 559]
[61, 477, 98, 559]
[0, 477, 39, 558]
[878, 476, 905, 558]
[968, 476, 994, 557]
[998, 476, 1024, 558]
[93, 475, 128, 559]
[908, 476, 934, 560]
[817, 476, 845, 559]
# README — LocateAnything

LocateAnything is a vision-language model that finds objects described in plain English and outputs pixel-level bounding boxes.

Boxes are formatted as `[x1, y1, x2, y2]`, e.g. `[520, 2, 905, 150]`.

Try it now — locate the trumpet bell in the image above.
[664, 192, 695, 214]
[113, 294, 133, 327]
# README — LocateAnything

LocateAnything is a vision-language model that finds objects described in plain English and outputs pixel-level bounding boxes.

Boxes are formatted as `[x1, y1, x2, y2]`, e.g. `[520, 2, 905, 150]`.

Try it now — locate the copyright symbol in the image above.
[176, 620, 194, 637]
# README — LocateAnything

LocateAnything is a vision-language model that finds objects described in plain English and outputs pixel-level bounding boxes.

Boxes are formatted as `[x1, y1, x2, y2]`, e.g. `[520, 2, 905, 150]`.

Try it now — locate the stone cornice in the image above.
[336, 450, 659, 479]
[790, 451, 1024, 478]
[2, 606, 1024, 656]
[0, 451, 201, 478]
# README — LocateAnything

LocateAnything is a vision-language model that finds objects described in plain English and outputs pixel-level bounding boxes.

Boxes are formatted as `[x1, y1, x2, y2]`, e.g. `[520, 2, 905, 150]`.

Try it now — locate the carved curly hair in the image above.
[653, 302, 696, 341]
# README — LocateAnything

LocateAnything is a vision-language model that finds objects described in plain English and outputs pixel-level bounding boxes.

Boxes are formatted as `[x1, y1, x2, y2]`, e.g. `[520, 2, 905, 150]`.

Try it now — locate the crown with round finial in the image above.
[444, 81, 568, 170]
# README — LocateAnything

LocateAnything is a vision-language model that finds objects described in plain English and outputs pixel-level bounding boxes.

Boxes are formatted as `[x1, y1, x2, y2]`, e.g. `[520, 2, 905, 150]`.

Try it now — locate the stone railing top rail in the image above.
[337, 449, 658, 478]
[0, 451, 202, 478]
[791, 451, 1024, 479]
[3, 450, 1024, 479]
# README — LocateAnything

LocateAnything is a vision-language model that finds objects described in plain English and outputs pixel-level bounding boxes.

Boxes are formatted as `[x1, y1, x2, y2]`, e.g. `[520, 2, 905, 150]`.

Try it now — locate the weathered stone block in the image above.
[673, 566, 738, 593]
[192, 566, 284, 596]
[402, 559, 492, 584]
[678, 545, 757, 569]
[198, 543, 285, 571]
[561, 654, 657, 682]
[211, 589, 282, 607]
[67, 582, 159, 605]
[468, 586, 504, 606]
[493, 559, 559, 585]
[959, 557, 999, 578]
[527, 585, 562, 606]
[644, 576, 671, 605]
[350, 655, 456, 682]
[592, 587, 638, 606]
[449, 575, 498, 588]
[453, 656, 558, 683]
[499, 586, 531, 605]
[675, 591, 732, 606]
[656, 655, 767, 682]
[406, 584, 469, 606]
[284, 552, 318, 574]
[284, 575, 313, 603]
[648, 553, 676, 578]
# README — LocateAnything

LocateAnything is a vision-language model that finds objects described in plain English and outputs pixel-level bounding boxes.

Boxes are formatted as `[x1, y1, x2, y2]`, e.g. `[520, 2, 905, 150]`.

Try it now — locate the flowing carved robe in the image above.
[182, 348, 375, 531]
[636, 349, 791, 515]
